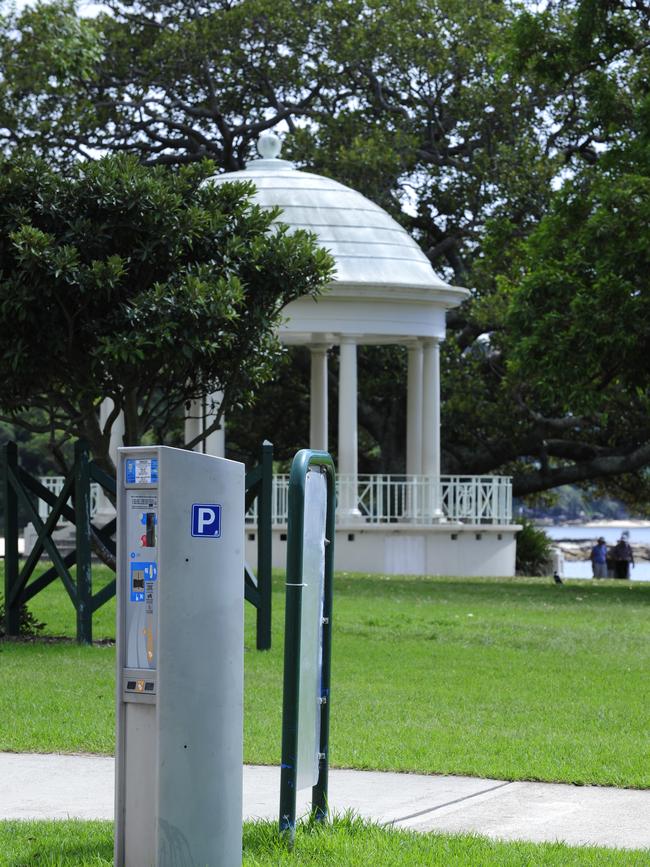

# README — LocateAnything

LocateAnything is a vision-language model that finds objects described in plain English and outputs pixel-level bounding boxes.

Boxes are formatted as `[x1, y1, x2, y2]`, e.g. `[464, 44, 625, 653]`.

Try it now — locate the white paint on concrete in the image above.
[246, 524, 519, 577]
[1, 753, 649, 851]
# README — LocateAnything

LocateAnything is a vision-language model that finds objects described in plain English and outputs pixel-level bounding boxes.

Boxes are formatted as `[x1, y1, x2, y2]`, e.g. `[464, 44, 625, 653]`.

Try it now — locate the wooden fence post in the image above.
[2, 442, 20, 636]
[256, 440, 273, 651]
[74, 441, 93, 644]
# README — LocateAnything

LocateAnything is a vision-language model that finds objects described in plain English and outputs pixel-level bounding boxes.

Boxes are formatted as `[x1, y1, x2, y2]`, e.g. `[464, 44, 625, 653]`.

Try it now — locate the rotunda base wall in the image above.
[245, 523, 520, 578]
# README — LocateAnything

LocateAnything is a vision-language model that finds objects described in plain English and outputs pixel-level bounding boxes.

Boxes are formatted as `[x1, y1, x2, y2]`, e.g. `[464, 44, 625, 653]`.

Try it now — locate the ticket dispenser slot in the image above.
[115, 446, 244, 867]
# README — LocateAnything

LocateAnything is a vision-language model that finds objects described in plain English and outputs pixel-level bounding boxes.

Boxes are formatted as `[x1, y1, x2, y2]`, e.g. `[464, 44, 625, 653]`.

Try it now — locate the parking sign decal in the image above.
[191, 503, 222, 538]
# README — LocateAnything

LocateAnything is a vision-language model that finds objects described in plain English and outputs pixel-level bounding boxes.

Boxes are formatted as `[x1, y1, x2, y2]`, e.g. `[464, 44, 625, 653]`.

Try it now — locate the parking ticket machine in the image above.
[114, 446, 244, 866]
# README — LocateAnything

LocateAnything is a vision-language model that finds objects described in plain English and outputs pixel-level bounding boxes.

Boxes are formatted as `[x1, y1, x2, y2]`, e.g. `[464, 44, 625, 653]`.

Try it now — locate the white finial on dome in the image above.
[257, 131, 282, 159]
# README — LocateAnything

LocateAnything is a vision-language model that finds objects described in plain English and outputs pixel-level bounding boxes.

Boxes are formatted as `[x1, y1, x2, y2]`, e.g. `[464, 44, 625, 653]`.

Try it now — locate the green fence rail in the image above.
[2, 440, 273, 647]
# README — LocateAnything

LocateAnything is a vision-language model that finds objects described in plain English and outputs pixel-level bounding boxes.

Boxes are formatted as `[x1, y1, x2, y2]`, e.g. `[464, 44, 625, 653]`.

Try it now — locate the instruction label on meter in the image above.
[130, 562, 157, 602]
[125, 458, 159, 485]
[125, 487, 159, 670]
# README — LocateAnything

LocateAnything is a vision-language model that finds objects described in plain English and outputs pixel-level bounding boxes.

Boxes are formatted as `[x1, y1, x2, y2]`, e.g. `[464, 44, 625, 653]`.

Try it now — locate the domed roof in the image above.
[207, 134, 468, 301]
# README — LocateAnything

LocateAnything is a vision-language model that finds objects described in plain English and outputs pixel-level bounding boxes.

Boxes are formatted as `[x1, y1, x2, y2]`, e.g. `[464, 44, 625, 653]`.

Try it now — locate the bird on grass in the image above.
[553, 571, 563, 585]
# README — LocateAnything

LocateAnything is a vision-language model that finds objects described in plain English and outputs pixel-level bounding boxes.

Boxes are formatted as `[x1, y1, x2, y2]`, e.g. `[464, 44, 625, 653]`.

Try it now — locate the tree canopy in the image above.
[0, 153, 332, 471]
[1, 0, 650, 501]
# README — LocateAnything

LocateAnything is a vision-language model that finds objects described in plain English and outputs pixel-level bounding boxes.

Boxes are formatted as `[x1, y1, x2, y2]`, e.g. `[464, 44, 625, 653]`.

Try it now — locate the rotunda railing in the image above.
[38, 472, 513, 526]
[257, 473, 513, 526]
[37, 476, 101, 522]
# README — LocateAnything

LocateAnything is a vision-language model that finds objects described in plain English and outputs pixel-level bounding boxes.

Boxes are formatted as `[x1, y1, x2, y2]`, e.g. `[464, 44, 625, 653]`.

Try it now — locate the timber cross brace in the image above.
[2, 440, 274, 647]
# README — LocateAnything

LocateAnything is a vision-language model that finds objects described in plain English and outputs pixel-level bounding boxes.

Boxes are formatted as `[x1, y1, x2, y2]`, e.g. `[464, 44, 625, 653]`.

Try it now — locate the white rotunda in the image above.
[193, 133, 519, 577]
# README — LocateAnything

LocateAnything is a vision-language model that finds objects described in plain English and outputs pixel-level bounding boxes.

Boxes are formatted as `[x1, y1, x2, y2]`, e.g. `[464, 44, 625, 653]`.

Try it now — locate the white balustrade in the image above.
[246, 473, 512, 526]
[42, 472, 512, 527]
[37, 477, 101, 523]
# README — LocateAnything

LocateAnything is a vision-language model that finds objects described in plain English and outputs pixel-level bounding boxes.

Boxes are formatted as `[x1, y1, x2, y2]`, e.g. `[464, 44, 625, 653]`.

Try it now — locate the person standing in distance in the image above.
[613, 534, 634, 580]
[590, 536, 608, 579]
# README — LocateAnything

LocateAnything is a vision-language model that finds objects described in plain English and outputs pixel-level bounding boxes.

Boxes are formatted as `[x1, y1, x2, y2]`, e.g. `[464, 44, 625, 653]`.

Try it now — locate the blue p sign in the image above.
[191, 504, 222, 538]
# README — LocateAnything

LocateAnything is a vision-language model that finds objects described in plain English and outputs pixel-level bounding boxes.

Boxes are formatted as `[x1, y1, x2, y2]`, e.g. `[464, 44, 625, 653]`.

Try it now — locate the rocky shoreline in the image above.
[553, 541, 650, 562]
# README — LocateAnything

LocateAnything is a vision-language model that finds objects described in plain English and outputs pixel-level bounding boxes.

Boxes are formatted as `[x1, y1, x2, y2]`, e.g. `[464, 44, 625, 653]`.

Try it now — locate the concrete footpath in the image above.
[1, 752, 649, 851]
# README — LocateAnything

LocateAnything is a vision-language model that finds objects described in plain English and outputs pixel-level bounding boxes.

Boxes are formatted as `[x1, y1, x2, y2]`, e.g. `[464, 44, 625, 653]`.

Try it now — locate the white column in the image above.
[422, 338, 443, 519]
[310, 345, 328, 451]
[204, 391, 225, 458]
[406, 342, 423, 476]
[97, 398, 125, 522]
[99, 398, 125, 467]
[184, 393, 225, 457]
[338, 337, 360, 516]
[184, 399, 204, 452]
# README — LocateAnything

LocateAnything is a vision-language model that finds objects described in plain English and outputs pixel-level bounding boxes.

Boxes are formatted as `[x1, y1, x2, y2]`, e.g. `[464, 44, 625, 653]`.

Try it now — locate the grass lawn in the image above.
[1, 563, 649, 787]
[1, 816, 649, 866]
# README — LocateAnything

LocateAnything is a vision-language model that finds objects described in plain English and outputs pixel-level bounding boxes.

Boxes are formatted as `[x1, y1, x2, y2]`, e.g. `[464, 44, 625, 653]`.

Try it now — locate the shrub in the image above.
[516, 518, 553, 576]
[0, 603, 46, 637]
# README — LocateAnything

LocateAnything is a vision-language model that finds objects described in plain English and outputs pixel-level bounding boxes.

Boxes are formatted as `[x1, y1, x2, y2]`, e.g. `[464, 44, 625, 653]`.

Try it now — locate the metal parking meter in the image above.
[114, 446, 244, 867]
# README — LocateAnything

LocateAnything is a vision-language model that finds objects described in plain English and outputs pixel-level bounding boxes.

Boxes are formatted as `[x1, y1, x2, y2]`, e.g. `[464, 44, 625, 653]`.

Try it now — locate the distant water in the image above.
[543, 524, 650, 545]
[540, 524, 650, 581]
